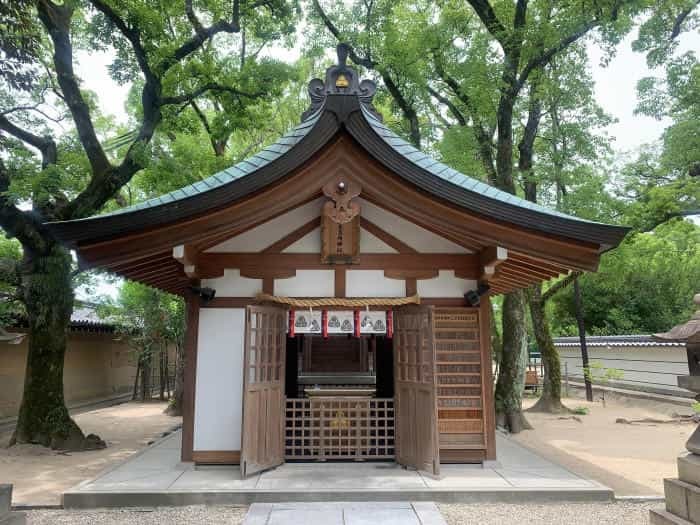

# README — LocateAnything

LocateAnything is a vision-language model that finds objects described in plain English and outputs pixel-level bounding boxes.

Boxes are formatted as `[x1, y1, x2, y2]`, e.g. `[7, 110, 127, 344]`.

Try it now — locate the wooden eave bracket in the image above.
[173, 244, 199, 278]
[480, 246, 508, 282]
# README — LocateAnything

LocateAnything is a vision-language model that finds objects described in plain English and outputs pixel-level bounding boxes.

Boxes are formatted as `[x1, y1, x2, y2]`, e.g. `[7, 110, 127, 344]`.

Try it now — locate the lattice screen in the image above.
[434, 308, 485, 451]
[285, 398, 395, 460]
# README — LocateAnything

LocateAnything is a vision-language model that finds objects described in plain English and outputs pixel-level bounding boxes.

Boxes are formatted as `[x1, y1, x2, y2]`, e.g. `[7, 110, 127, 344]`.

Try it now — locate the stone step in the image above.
[664, 478, 700, 522]
[650, 509, 694, 525]
[0, 485, 11, 515]
[678, 453, 700, 487]
[0, 485, 25, 525]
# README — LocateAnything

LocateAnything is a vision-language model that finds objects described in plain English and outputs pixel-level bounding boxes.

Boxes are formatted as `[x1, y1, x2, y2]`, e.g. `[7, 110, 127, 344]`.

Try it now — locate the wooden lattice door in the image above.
[393, 305, 440, 477]
[241, 305, 287, 478]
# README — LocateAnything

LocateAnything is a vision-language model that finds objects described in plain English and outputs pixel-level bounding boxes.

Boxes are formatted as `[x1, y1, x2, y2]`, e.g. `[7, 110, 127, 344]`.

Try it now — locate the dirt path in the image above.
[0, 401, 181, 505]
[513, 395, 695, 496]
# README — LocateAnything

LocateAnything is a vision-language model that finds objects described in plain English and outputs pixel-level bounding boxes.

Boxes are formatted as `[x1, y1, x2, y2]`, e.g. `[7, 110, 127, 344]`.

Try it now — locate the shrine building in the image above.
[48, 45, 628, 478]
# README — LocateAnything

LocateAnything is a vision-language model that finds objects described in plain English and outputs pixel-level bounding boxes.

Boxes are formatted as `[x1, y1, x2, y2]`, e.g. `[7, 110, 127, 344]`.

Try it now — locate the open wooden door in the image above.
[241, 305, 287, 478]
[393, 305, 440, 477]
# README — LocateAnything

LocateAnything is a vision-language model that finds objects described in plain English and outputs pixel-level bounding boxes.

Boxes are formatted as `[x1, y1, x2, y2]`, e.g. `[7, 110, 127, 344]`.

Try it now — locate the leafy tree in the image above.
[0, 0, 299, 450]
[98, 282, 185, 412]
[551, 220, 700, 335]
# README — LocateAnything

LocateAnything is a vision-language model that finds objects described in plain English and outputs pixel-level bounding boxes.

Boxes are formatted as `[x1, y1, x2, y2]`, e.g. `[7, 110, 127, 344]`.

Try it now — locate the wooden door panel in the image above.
[393, 306, 440, 477]
[241, 305, 286, 478]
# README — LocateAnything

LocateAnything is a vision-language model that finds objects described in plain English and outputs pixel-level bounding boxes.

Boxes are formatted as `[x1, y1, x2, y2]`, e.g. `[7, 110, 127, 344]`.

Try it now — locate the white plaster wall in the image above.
[346, 270, 406, 297]
[193, 308, 245, 451]
[283, 227, 321, 253]
[359, 199, 470, 253]
[206, 198, 324, 252]
[360, 228, 397, 253]
[558, 346, 688, 393]
[417, 270, 477, 298]
[275, 270, 335, 297]
[201, 269, 262, 297]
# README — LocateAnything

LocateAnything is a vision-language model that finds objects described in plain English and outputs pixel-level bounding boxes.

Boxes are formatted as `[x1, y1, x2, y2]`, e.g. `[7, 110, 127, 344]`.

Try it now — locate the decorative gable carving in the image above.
[321, 178, 361, 264]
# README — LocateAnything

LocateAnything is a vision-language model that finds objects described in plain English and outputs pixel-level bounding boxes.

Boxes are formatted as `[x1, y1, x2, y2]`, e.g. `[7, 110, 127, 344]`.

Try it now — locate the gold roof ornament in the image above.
[335, 74, 349, 88]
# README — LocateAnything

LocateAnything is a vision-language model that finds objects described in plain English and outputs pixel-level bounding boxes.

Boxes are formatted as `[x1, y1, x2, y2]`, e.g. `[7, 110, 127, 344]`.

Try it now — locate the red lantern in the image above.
[322, 310, 328, 339]
[354, 310, 361, 338]
[386, 310, 393, 339]
[289, 310, 295, 337]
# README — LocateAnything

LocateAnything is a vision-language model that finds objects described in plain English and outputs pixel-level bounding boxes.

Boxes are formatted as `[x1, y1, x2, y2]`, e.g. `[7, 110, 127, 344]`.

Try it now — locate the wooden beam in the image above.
[181, 287, 200, 462]
[405, 278, 417, 296]
[261, 217, 321, 253]
[384, 269, 439, 280]
[335, 268, 346, 297]
[359, 217, 417, 253]
[197, 252, 479, 278]
[498, 264, 557, 282]
[479, 246, 508, 281]
[173, 244, 199, 278]
[239, 269, 296, 280]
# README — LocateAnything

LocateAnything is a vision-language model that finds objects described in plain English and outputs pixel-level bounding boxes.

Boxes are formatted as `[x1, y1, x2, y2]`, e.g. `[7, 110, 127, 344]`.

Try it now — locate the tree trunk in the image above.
[10, 244, 103, 450]
[166, 340, 185, 416]
[527, 284, 568, 413]
[573, 278, 593, 401]
[494, 290, 532, 433]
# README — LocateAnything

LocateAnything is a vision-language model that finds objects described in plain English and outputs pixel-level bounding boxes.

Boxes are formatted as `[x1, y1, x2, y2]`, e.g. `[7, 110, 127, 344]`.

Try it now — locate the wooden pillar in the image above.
[181, 286, 201, 462]
[479, 295, 497, 461]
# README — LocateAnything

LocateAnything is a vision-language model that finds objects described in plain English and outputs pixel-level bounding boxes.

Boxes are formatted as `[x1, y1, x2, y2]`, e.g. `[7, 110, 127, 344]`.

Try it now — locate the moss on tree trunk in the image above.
[494, 290, 532, 433]
[10, 244, 102, 450]
[527, 284, 568, 413]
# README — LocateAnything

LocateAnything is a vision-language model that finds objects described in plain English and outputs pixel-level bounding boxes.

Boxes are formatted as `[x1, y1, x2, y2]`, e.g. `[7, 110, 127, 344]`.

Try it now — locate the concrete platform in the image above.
[62, 430, 613, 508]
[243, 502, 447, 525]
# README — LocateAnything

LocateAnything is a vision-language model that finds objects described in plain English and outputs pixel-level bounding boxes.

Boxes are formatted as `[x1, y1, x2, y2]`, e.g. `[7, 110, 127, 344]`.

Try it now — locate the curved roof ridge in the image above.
[360, 105, 609, 228]
[96, 107, 325, 219]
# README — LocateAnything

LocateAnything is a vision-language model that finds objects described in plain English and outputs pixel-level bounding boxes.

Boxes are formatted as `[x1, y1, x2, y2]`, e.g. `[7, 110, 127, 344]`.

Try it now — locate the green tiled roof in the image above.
[360, 105, 606, 226]
[102, 108, 324, 217]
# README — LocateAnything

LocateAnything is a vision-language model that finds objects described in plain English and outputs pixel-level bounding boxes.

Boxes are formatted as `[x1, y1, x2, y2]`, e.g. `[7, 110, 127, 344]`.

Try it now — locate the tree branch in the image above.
[0, 114, 57, 168]
[541, 271, 581, 303]
[427, 86, 466, 126]
[311, 0, 377, 68]
[0, 158, 47, 252]
[88, 0, 157, 85]
[36, 1, 112, 176]
[159, 83, 264, 106]
[466, 0, 508, 48]
[670, 0, 700, 40]
[517, 20, 597, 90]
[160, 0, 242, 73]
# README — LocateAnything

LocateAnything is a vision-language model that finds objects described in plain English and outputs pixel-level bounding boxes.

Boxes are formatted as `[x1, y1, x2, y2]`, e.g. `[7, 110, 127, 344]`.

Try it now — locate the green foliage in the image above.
[550, 220, 700, 335]
[583, 361, 624, 385]
[692, 401, 700, 414]
[571, 406, 589, 415]
[98, 281, 184, 368]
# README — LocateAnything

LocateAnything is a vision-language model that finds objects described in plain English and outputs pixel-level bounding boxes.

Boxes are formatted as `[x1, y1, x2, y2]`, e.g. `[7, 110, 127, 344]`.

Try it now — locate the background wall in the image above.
[557, 345, 689, 396]
[0, 332, 136, 418]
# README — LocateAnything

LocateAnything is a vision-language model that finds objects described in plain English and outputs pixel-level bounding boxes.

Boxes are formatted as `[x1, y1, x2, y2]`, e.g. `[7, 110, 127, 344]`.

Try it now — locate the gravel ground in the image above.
[440, 501, 660, 524]
[25, 501, 660, 524]
[25, 505, 248, 525]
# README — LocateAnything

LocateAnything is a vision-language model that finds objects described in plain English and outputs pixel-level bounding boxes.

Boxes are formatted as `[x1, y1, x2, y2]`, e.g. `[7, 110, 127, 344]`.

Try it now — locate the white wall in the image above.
[201, 269, 262, 297]
[275, 270, 335, 297]
[417, 270, 477, 298]
[346, 270, 406, 297]
[206, 198, 324, 252]
[193, 308, 245, 451]
[558, 345, 689, 394]
[359, 199, 471, 253]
